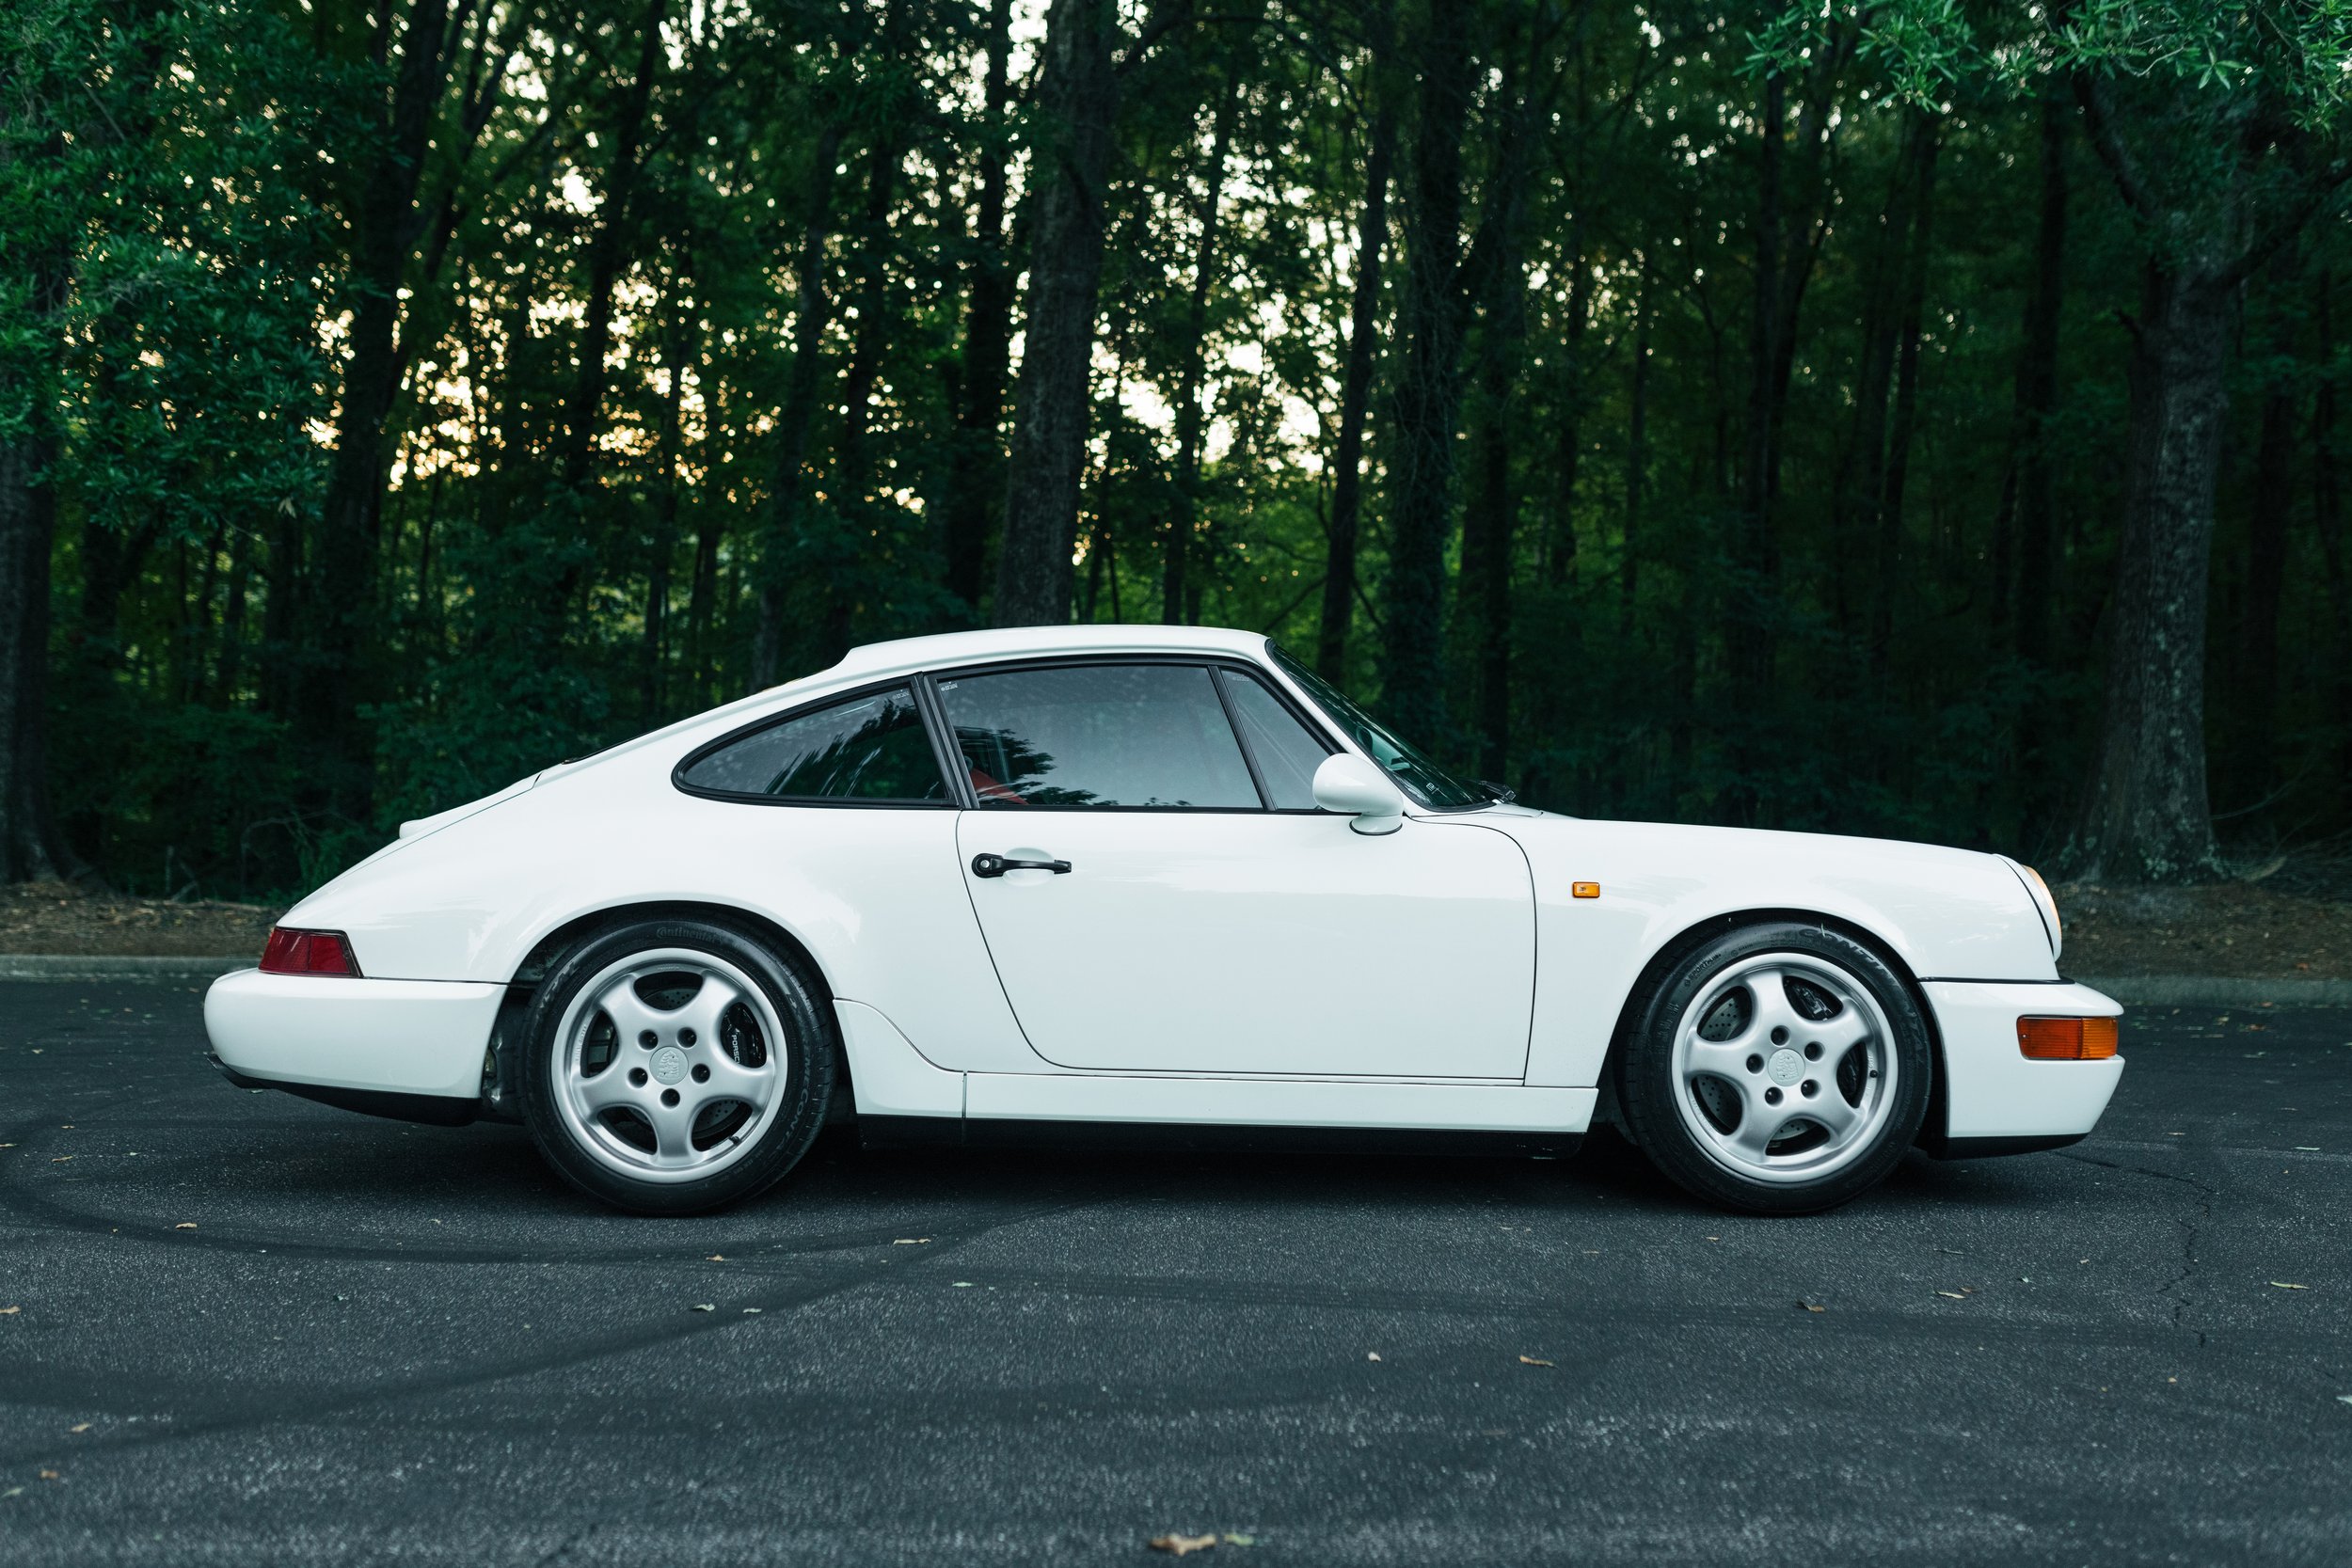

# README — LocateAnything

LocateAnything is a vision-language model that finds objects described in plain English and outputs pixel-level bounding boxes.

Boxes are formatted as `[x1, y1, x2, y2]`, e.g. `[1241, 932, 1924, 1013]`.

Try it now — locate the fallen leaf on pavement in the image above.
[1799, 1301, 1826, 1313]
[2270, 1281, 2310, 1290]
[2337, 1395, 2352, 1406]
[1223, 1533, 1256, 1546]
[0, 1307, 18, 1316]
[707, 1255, 725, 1261]
[67, 1423, 90, 1434]
[741, 1307, 762, 1315]
[1518, 1355, 1554, 1367]
[1149, 1533, 1217, 1557]
[174, 1223, 197, 1230]
[38, 1470, 58, 1481]
[1936, 1291, 1968, 1300]
[2, 1486, 20, 1498]
[691, 1304, 716, 1312]
[892, 1237, 931, 1245]
[50, 1156, 71, 1164]
[1366, 1353, 1381, 1362]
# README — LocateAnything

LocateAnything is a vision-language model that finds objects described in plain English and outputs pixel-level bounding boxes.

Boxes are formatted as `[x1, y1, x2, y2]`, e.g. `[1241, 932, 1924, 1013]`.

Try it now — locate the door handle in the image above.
[971, 853, 1073, 879]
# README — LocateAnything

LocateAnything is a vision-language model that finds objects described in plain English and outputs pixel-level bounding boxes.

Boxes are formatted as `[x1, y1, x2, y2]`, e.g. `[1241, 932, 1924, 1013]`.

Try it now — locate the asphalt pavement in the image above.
[0, 981, 2347, 1566]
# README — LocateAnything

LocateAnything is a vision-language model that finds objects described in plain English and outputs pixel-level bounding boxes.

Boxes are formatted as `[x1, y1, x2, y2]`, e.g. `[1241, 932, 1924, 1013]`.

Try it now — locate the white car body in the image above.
[205, 624, 2121, 1160]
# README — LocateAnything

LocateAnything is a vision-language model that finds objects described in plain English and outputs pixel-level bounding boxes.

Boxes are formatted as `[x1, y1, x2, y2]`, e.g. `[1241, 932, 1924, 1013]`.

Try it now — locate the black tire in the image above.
[1613, 921, 1931, 1215]
[517, 915, 835, 1215]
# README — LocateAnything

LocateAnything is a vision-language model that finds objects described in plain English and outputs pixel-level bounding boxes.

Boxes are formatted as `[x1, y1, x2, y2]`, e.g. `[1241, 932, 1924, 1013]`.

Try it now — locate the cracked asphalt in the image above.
[0, 982, 2347, 1566]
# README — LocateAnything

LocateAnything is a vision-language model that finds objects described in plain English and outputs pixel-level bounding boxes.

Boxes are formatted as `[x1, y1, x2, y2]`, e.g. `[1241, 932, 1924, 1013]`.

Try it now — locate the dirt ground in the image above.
[0, 881, 279, 958]
[2060, 875, 2352, 979]
[3, 859, 2350, 977]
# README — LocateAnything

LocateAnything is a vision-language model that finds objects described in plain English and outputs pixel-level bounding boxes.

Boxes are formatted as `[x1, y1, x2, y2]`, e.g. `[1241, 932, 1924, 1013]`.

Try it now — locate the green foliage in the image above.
[16, 0, 2352, 898]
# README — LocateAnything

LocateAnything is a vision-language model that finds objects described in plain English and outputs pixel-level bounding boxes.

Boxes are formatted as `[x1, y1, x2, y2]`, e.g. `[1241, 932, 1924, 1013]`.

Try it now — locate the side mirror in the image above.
[1312, 752, 1407, 835]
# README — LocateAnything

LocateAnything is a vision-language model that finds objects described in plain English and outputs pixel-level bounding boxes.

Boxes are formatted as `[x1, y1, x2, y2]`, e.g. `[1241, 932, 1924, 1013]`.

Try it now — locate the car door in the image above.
[936, 658, 1535, 1080]
[670, 680, 1043, 1074]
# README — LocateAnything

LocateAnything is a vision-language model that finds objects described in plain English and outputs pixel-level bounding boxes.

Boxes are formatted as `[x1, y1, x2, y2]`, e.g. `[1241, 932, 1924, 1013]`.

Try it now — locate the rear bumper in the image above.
[204, 968, 502, 1103]
[1921, 978, 2123, 1151]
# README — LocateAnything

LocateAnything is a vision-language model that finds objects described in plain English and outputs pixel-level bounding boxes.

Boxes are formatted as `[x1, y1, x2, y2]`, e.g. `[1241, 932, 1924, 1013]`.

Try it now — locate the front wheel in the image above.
[517, 917, 835, 1215]
[1614, 922, 1931, 1214]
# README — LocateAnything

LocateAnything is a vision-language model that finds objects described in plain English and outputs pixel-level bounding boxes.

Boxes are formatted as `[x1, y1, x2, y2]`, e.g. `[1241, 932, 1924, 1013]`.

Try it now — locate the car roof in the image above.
[817, 624, 1276, 687]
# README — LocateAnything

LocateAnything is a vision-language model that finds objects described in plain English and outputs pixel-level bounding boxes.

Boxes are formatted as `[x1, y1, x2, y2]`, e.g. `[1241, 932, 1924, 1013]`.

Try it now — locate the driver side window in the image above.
[934, 663, 1261, 809]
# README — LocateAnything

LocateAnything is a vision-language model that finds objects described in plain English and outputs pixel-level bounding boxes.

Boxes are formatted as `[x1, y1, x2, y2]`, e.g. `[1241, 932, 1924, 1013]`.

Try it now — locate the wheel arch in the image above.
[1595, 907, 1945, 1142]
[484, 899, 850, 1124]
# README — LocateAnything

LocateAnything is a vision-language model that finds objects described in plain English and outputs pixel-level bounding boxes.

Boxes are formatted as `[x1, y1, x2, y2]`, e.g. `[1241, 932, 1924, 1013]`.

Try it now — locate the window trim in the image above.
[920, 653, 1338, 815]
[670, 678, 962, 809]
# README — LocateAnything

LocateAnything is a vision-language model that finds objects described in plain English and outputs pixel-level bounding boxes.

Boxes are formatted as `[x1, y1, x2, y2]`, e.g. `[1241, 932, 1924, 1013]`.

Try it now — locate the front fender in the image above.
[1497, 816, 2058, 1088]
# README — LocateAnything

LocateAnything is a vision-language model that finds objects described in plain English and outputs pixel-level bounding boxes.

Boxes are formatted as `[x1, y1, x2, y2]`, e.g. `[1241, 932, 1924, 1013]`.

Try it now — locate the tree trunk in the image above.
[2312, 272, 2351, 813]
[752, 121, 845, 686]
[831, 23, 908, 661]
[552, 0, 667, 495]
[0, 402, 64, 881]
[2010, 85, 2069, 676]
[993, 0, 1120, 628]
[1873, 117, 1940, 670]
[305, 0, 466, 817]
[944, 0, 1013, 619]
[1375, 0, 1472, 741]
[1163, 68, 1240, 626]
[0, 103, 69, 881]
[646, 284, 691, 722]
[2237, 367, 2294, 807]
[1622, 258, 1651, 625]
[2069, 264, 2233, 881]
[1315, 100, 1393, 679]
[1740, 71, 1786, 619]
[1459, 164, 1529, 784]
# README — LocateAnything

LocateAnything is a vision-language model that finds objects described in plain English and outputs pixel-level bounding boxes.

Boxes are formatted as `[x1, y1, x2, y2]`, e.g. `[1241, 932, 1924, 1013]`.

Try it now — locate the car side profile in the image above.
[205, 624, 2123, 1215]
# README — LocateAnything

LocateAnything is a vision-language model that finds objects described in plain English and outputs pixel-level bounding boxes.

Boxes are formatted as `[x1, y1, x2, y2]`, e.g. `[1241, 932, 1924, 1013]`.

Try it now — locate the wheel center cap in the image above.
[1766, 1047, 1804, 1085]
[649, 1045, 690, 1085]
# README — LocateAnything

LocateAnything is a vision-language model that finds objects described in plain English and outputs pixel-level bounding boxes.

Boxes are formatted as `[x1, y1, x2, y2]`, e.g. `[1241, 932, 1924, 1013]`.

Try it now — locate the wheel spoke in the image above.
[578, 1065, 644, 1115]
[698, 1046, 775, 1107]
[594, 977, 670, 1047]
[1741, 967, 1799, 1039]
[1730, 1100, 1789, 1158]
[1806, 1085, 1865, 1136]
[1809, 1006, 1872, 1054]
[1683, 1036, 1755, 1082]
[645, 1101, 701, 1164]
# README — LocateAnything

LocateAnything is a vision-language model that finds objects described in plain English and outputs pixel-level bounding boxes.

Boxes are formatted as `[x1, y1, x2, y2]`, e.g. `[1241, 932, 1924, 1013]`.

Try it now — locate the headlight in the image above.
[2004, 859, 2062, 960]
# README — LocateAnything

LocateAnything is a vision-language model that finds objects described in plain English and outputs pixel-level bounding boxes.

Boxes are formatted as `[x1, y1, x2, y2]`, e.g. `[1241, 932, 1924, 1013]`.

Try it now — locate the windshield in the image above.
[1267, 643, 1489, 810]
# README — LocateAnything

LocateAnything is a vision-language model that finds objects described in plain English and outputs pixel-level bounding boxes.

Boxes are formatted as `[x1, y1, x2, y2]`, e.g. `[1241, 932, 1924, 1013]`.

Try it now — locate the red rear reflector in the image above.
[260, 927, 361, 977]
[2017, 1016, 2118, 1060]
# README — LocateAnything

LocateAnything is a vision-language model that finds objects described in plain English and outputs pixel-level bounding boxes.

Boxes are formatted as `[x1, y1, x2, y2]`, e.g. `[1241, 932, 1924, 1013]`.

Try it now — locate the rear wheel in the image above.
[518, 917, 834, 1215]
[1615, 922, 1931, 1214]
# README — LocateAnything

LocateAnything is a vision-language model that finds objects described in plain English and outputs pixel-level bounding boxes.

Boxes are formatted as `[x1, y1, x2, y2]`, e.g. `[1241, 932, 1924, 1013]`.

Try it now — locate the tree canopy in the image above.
[2, 0, 2348, 895]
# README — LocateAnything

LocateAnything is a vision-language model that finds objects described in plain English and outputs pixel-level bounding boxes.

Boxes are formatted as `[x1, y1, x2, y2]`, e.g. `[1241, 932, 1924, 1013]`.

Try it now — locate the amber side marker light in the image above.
[2017, 1016, 2118, 1060]
[1571, 881, 1601, 899]
[260, 927, 363, 977]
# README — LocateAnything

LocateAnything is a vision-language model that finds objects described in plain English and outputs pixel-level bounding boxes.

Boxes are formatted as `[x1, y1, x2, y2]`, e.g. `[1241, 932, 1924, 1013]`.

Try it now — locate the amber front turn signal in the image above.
[1571, 881, 1601, 899]
[2016, 1016, 2118, 1060]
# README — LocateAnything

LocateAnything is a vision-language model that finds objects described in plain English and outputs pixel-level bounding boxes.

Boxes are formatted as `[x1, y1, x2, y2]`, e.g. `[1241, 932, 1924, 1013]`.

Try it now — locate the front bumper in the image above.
[1921, 978, 2124, 1152]
[204, 968, 503, 1104]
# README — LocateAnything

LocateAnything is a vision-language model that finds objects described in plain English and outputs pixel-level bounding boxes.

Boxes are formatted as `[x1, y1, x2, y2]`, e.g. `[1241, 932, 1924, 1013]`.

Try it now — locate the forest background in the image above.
[2, 0, 2348, 901]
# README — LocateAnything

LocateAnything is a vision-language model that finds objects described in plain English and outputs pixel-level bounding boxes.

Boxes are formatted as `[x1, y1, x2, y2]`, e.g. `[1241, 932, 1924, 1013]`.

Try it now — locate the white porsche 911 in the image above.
[205, 625, 2122, 1215]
